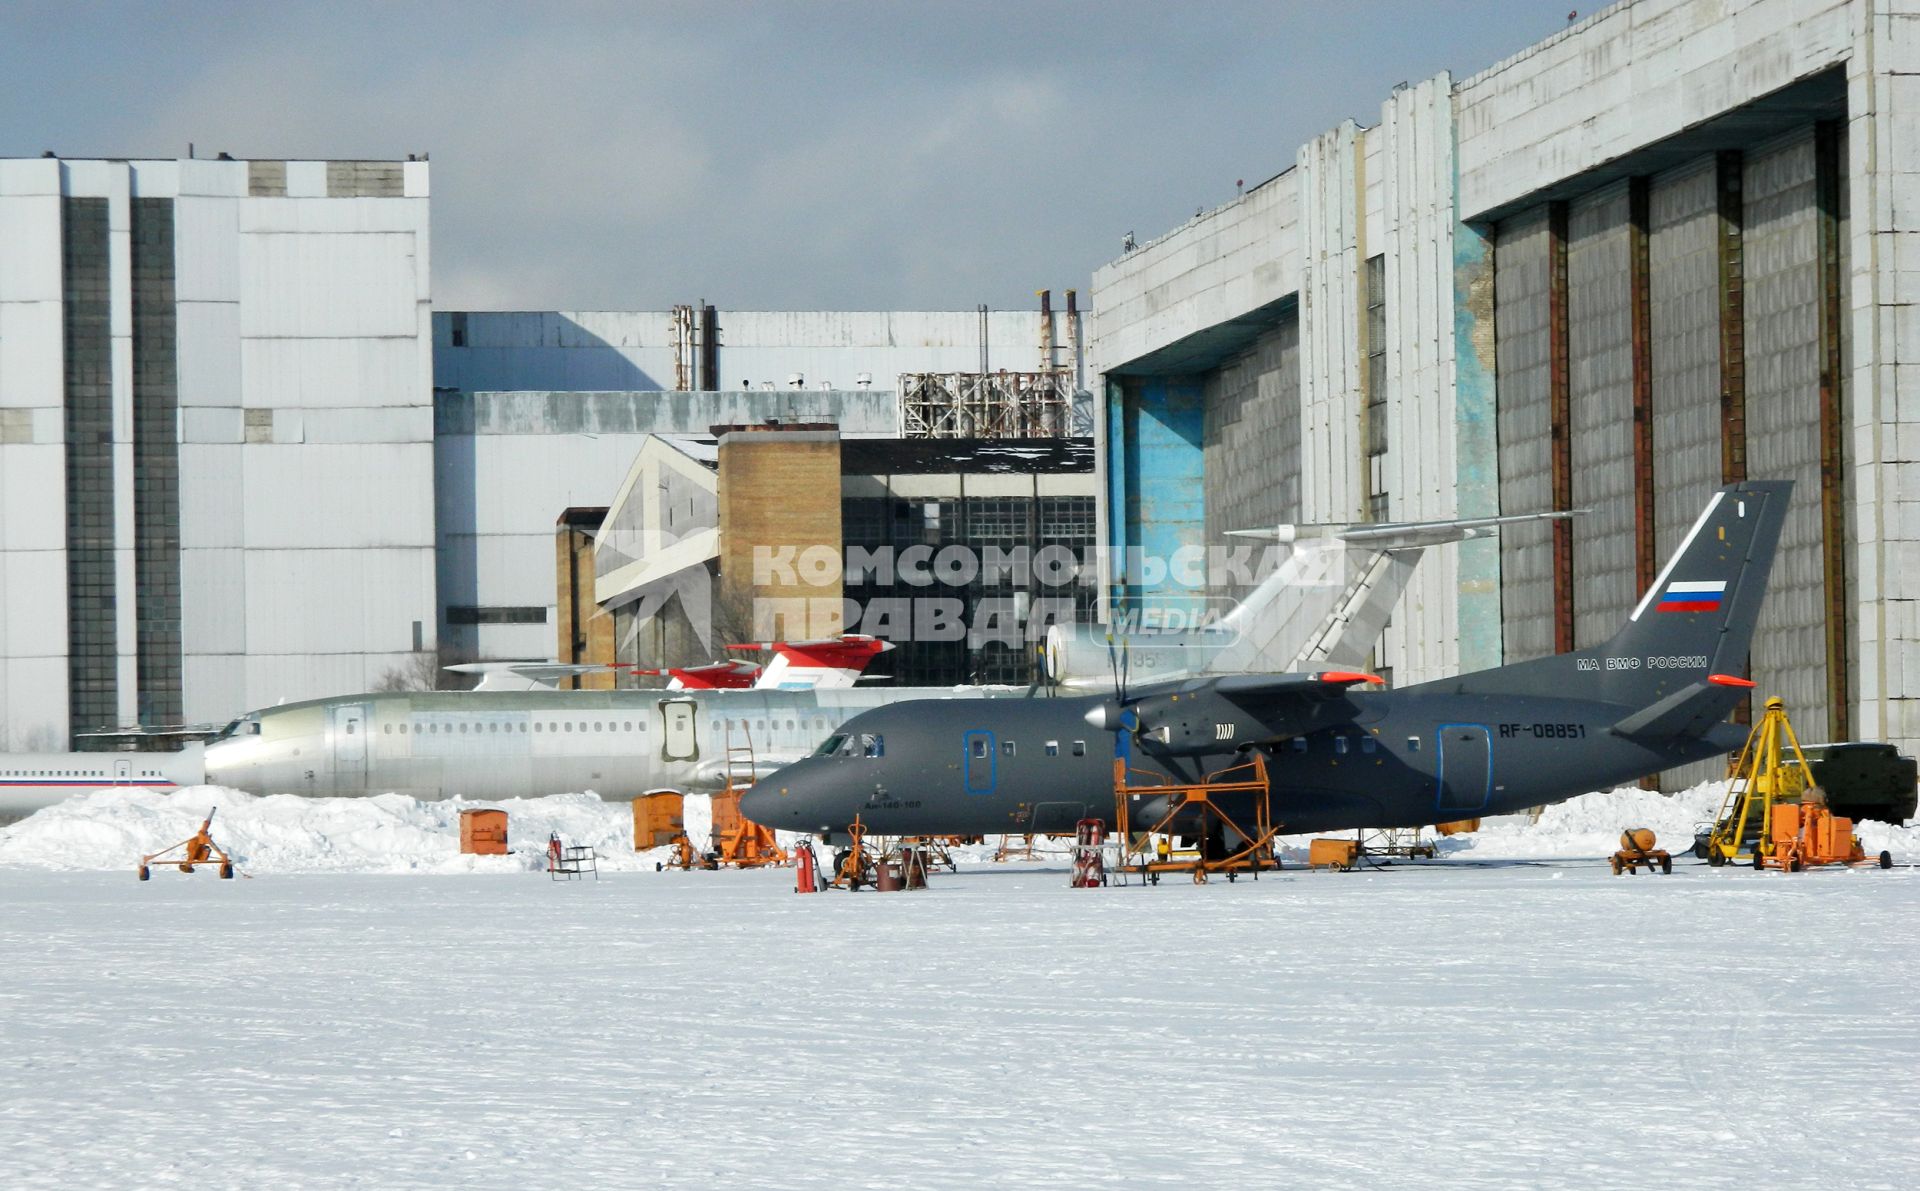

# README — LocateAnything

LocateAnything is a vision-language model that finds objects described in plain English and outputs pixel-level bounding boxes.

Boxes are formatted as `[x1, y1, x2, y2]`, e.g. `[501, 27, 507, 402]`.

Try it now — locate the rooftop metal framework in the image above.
[897, 371, 1072, 439]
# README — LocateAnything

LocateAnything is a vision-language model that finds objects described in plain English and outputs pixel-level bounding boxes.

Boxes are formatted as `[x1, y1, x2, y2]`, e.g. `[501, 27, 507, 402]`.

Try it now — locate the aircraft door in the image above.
[963, 730, 995, 794]
[1436, 723, 1491, 814]
[660, 700, 699, 761]
[114, 760, 130, 785]
[331, 703, 369, 793]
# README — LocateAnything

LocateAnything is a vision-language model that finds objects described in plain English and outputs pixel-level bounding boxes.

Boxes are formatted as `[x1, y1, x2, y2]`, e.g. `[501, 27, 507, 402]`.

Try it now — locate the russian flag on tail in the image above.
[1657, 579, 1726, 613]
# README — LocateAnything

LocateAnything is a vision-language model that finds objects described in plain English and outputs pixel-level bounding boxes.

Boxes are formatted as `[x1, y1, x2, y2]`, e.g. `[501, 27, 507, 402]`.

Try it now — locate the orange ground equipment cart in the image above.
[138, 809, 234, 881]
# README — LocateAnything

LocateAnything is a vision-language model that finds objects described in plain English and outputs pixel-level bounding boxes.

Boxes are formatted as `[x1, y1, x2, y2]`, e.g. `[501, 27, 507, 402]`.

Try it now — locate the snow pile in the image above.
[1442, 780, 1731, 859]
[3, 780, 1915, 874]
[0, 785, 698, 875]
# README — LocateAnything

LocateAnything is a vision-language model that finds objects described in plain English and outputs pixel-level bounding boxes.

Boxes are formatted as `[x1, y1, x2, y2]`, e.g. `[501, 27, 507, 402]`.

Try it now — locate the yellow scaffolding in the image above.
[1707, 696, 1815, 867]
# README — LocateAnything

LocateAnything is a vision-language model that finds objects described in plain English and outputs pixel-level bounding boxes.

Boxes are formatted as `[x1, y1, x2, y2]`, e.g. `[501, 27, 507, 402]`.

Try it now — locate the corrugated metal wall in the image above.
[1649, 160, 1721, 564]
[1648, 157, 1727, 786]
[1566, 183, 1636, 647]
[1494, 210, 1554, 663]
[1203, 314, 1300, 605]
[1743, 130, 1828, 742]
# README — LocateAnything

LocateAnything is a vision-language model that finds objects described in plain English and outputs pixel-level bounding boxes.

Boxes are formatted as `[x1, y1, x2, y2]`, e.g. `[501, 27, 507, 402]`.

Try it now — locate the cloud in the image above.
[3, 0, 1568, 311]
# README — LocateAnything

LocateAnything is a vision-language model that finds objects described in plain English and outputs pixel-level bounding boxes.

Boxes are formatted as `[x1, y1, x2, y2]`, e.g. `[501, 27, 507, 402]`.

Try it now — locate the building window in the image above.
[446, 606, 548, 625]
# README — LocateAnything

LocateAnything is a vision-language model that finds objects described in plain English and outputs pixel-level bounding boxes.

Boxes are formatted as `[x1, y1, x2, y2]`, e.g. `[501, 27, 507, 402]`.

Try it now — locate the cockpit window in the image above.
[814, 734, 848, 758]
[860, 733, 884, 758]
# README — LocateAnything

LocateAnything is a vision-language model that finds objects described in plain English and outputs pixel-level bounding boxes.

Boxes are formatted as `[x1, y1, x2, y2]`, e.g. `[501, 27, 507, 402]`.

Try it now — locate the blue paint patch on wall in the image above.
[1453, 205, 1502, 671]
[1107, 377, 1208, 620]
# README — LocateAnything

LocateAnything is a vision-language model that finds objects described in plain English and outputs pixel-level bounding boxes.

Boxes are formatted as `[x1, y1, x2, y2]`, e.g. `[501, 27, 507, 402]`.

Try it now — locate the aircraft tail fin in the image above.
[1449, 480, 1790, 723]
[1593, 480, 1790, 708]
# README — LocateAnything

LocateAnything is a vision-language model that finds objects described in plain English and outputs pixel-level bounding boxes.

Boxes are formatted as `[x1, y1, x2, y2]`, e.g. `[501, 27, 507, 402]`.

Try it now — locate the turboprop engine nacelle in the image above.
[1043, 623, 1239, 690]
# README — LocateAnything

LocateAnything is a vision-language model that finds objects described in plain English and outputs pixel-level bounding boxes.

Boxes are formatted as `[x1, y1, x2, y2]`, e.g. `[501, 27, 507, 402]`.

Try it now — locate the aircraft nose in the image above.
[740, 772, 813, 831]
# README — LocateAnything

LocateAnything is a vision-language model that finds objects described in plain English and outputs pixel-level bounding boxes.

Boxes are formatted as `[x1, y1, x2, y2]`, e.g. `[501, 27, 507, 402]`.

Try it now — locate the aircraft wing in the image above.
[1095, 671, 1383, 751]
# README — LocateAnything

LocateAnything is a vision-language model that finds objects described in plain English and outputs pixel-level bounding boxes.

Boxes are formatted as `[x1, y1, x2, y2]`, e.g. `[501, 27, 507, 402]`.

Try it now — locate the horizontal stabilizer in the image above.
[1225, 508, 1584, 551]
[1610, 678, 1750, 741]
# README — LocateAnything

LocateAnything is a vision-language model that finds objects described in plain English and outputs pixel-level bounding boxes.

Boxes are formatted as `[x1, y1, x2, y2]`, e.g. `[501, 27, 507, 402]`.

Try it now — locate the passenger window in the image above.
[861, 733, 884, 758]
[1045, 741, 1059, 756]
[1407, 736, 1420, 752]
[564, 723, 573, 734]
[383, 724, 392, 734]
[1002, 741, 1016, 757]
[1361, 736, 1377, 754]
[971, 738, 988, 759]
[347, 723, 357, 735]
[1335, 736, 1349, 755]
[1292, 737, 1308, 752]
[624, 721, 633, 731]
[399, 724, 408, 734]
[1071, 740, 1086, 757]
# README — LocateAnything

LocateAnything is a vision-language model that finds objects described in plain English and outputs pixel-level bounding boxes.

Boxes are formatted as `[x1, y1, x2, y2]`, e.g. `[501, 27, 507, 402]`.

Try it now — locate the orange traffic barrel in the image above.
[459, 809, 509, 855]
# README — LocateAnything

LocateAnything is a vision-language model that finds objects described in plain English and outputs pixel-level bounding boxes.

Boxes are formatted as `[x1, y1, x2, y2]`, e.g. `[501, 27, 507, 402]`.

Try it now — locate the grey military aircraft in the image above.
[741, 481, 1790, 842]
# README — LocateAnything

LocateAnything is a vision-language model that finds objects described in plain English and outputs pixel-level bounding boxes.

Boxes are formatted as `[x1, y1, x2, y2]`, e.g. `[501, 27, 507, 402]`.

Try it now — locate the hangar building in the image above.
[1092, 0, 1920, 768]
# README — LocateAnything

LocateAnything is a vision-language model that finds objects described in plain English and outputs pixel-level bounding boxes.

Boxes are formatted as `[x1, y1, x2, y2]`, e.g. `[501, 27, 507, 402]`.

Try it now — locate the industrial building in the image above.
[0, 153, 1089, 747]
[1092, 0, 1920, 770]
[433, 307, 1091, 668]
[0, 155, 435, 750]
[584, 426, 1096, 687]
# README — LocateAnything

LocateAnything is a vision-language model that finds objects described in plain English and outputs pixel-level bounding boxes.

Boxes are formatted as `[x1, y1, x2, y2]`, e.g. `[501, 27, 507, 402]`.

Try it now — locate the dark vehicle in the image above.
[1803, 742, 1918, 825]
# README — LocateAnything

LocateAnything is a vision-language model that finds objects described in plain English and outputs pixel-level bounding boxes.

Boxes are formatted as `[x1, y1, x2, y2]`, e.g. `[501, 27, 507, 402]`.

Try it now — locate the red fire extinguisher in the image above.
[794, 840, 819, 893]
[1071, 818, 1106, 888]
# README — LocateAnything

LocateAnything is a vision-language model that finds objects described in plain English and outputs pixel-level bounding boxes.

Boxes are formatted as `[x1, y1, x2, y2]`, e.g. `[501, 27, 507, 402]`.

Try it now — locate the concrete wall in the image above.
[0, 160, 70, 749]
[434, 309, 1091, 397]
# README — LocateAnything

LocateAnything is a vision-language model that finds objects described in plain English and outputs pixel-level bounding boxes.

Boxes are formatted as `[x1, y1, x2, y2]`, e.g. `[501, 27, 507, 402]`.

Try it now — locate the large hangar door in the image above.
[331, 703, 369, 793]
[660, 700, 698, 761]
[1436, 724, 1491, 815]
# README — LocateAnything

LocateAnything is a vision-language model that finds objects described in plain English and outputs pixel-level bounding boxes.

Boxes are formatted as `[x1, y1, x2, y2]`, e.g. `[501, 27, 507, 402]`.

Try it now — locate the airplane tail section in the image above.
[1593, 480, 1790, 707]
[1446, 480, 1791, 727]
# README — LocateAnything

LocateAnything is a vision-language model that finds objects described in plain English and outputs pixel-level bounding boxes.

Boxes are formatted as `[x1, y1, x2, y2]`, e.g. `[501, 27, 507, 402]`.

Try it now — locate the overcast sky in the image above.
[6, 1, 1575, 312]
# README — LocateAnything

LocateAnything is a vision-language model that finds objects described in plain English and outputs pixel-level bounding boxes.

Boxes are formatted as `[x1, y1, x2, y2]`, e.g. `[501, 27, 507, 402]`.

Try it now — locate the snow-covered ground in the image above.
[2, 787, 1917, 1188]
